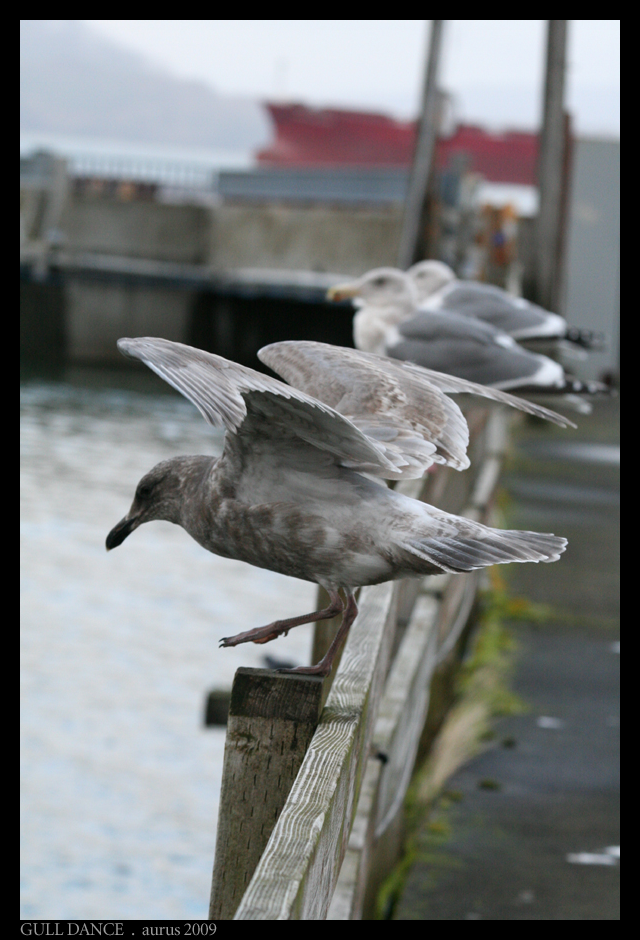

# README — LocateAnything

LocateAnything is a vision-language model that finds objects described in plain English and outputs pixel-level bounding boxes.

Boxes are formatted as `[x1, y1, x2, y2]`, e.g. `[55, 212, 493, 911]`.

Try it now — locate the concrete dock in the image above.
[394, 396, 620, 920]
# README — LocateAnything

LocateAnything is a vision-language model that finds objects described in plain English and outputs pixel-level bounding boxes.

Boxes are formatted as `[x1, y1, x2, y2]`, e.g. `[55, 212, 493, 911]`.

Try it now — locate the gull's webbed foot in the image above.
[275, 662, 333, 677]
[219, 591, 345, 650]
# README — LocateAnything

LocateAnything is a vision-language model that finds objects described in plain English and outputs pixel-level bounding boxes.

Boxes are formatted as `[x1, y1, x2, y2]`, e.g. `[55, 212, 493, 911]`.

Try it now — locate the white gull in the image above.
[408, 259, 603, 349]
[328, 268, 604, 396]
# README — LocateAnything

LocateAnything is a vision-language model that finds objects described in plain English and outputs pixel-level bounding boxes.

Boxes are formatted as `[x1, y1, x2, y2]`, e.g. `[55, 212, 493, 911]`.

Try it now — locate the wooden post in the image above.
[535, 20, 569, 311]
[209, 667, 323, 920]
[396, 20, 445, 269]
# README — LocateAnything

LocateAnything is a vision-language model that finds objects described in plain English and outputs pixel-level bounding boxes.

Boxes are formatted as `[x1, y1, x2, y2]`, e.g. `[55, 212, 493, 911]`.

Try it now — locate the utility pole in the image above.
[397, 20, 444, 269]
[535, 20, 569, 311]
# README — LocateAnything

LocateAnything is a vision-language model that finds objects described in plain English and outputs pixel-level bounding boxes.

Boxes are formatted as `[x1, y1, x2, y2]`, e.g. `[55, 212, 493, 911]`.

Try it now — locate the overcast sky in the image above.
[83, 20, 620, 136]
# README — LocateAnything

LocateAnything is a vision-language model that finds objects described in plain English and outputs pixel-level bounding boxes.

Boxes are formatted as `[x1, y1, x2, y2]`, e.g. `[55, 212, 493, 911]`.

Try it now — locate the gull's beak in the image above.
[326, 283, 360, 303]
[106, 512, 141, 551]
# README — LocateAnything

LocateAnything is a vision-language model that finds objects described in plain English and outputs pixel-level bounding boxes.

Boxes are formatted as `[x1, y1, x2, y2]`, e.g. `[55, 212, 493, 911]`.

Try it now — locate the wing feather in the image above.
[259, 340, 472, 473]
[399, 361, 576, 428]
[117, 337, 402, 475]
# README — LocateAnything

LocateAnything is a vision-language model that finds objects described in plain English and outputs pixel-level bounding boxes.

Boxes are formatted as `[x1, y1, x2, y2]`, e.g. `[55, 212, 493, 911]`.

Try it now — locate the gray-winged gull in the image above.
[106, 337, 569, 676]
[408, 260, 604, 350]
[328, 268, 604, 394]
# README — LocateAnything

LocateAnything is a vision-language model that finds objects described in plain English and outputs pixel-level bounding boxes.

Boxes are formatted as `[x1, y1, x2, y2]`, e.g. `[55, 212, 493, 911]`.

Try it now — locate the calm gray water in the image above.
[20, 376, 316, 919]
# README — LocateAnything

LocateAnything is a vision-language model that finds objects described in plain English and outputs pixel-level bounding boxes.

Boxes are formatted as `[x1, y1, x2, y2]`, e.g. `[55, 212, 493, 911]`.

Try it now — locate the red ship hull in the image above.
[257, 103, 538, 186]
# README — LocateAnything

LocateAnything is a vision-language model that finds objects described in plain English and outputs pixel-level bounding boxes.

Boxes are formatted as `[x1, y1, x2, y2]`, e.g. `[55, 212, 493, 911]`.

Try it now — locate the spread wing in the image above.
[259, 341, 575, 481]
[259, 340, 472, 472]
[398, 361, 576, 427]
[117, 337, 404, 477]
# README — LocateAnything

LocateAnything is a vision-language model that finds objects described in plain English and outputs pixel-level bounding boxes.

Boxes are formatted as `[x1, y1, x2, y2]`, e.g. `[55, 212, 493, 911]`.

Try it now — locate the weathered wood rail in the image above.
[209, 405, 509, 920]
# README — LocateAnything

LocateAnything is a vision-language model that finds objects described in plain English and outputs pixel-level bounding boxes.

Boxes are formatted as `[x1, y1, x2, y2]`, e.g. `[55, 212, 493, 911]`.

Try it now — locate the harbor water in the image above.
[20, 368, 317, 919]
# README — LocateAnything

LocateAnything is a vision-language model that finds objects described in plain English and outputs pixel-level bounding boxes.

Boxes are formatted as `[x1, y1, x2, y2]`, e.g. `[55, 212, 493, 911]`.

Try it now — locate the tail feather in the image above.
[427, 536, 531, 565]
[565, 327, 606, 351]
[400, 527, 567, 574]
[515, 377, 609, 396]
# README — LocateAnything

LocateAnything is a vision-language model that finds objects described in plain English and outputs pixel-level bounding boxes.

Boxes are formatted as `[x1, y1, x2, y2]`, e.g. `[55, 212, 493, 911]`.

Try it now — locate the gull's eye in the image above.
[136, 481, 154, 501]
[373, 277, 387, 287]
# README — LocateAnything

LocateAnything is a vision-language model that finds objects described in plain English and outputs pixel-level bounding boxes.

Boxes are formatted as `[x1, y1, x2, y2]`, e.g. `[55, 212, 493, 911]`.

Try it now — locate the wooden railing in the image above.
[209, 405, 509, 920]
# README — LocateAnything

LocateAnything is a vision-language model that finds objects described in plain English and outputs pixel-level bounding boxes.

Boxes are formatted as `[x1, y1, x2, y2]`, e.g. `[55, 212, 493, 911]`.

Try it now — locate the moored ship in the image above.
[257, 102, 538, 185]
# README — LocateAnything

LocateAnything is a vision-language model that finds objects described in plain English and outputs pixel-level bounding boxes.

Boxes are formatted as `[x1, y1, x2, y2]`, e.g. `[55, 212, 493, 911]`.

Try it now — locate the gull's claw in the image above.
[219, 626, 282, 648]
[276, 664, 332, 677]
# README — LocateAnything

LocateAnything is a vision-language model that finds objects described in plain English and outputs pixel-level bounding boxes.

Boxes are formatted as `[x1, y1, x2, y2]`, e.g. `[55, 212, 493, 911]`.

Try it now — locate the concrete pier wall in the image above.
[61, 199, 210, 263]
[23, 193, 403, 363]
[66, 281, 195, 363]
[21, 140, 620, 376]
[60, 195, 402, 273]
[210, 203, 402, 275]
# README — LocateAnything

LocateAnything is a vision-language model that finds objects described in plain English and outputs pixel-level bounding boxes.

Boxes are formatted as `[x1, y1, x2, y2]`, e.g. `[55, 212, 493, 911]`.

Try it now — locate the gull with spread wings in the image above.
[106, 338, 572, 676]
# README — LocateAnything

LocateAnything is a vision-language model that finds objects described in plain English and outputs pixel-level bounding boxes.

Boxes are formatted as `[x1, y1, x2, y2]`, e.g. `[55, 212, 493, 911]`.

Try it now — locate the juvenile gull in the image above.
[328, 268, 605, 395]
[408, 259, 604, 350]
[106, 337, 569, 677]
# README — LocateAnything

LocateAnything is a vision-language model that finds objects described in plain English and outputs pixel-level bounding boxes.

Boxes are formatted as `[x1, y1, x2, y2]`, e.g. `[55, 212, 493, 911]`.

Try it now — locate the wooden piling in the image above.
[209, 667, 324, 920]
[396, 20, 445, 268]
[535, 19, 569, 311]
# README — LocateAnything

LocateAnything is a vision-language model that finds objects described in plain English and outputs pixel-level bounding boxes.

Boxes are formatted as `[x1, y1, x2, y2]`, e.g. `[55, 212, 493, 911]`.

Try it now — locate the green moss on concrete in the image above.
[374, 571, 530, 920]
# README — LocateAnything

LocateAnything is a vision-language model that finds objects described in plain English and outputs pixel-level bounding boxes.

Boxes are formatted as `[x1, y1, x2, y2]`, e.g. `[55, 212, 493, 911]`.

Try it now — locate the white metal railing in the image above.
[69, 151, 216, 191]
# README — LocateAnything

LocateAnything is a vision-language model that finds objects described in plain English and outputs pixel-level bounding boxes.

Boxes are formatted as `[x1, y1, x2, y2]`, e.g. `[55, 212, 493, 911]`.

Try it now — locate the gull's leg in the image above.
[278, 590, 358, 677]
[219, 590, 344, 649]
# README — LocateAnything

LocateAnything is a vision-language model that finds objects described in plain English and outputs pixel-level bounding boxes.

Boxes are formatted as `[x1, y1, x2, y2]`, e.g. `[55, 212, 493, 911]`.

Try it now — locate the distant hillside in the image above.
[20, 20, 270, 151]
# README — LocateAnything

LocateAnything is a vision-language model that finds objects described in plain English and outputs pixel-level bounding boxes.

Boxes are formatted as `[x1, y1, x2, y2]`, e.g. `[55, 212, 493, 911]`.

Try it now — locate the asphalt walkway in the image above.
[394, 397, 620, 920]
